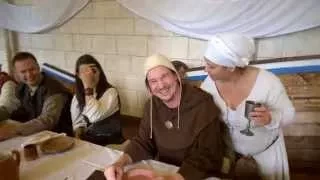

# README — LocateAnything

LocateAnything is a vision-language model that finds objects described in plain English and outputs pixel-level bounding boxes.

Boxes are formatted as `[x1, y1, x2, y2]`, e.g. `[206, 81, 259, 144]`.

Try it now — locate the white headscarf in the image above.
[204, 33, 255, 68]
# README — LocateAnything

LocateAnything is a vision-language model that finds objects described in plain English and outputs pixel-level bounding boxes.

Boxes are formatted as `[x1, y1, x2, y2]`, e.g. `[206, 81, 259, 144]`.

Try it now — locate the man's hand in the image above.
[74, 127, 85, 139]
[104, 153, 132, 180]
[155, 173, 185, 180]
[104, 164, 124, 180]
[0, 126, 18, 141]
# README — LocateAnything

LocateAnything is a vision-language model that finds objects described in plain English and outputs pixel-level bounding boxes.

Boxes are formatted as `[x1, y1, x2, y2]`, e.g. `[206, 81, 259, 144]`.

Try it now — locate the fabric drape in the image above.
[117, 0, 320, 39]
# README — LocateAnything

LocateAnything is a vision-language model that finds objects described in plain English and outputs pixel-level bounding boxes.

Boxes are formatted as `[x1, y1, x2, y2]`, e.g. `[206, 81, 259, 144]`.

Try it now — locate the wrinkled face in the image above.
[204, 58, 231, 81]
[78, 63, 101, 86]
[147, 66, 179, 103]
[14, 58, 41, 86]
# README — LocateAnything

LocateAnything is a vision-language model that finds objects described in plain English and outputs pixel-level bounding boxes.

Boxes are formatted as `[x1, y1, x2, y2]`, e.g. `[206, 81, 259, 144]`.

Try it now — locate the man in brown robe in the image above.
[105, 54, 223, 180]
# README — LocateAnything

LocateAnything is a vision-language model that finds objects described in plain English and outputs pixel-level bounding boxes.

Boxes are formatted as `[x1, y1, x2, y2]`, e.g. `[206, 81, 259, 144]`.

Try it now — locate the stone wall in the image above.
[1, 0, 320, 118]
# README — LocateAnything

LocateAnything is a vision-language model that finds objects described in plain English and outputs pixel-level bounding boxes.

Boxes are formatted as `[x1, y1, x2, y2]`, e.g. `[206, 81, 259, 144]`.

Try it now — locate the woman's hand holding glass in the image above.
[249, 106, 272, 126]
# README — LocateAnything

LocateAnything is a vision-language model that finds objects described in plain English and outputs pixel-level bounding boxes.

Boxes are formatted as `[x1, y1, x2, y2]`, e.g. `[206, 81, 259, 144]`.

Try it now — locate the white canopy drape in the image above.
[117, 0, 320, 39]
[1, 0, 320, 38]
[0, 0, 89, 33]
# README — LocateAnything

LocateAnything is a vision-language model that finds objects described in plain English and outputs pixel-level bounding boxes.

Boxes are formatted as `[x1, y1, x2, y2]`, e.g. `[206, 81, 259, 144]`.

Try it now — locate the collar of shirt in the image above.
[29, 86, 39, 96]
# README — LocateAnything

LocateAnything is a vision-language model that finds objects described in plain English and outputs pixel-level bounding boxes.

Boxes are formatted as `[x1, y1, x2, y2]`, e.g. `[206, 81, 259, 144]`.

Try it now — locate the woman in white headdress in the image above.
[200, 33, 295, 180]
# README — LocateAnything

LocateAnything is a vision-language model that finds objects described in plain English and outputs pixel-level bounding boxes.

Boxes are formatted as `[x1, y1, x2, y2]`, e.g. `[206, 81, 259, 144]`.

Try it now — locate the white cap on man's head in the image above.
[144, 53, 178, 78]
[204, 33, 255, 68]
[143, 54, 182, 138]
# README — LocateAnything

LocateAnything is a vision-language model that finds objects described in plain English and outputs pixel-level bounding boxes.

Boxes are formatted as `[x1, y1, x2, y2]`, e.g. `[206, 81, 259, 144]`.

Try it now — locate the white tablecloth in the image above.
[0, 130, 186, 180]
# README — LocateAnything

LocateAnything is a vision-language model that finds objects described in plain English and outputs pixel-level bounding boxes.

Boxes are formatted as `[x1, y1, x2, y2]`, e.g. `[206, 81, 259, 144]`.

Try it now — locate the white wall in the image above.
[0, 29, 8, 71]
[2, 0, 320, 117]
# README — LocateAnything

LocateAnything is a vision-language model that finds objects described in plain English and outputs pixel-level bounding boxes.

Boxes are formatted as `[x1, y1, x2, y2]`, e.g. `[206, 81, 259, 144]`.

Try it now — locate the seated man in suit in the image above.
[0, 52, 73, 141]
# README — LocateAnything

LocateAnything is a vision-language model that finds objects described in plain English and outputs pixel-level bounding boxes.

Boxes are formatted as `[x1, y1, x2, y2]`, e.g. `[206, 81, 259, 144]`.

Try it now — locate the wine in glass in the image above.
[240, 100, 261, 136]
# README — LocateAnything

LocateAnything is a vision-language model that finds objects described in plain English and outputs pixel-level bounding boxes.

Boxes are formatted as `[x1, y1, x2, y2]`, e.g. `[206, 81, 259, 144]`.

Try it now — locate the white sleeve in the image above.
[264, 73, 295, 129]
[82, 88, 119, 124]
[0, 81, 20, 113]
[200, 77, 212, 93]
[70, 95, 87, 130]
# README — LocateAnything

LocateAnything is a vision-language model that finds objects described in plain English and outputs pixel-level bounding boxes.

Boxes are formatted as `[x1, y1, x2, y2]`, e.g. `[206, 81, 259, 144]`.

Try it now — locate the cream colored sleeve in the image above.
[70, 95, 87, 130]
[16, 94, 67, 136]
[82, 88, 119, 124]
[0, 81, 20, 113]
[261, 71, 295, 129]
[264, 78, 295, 129]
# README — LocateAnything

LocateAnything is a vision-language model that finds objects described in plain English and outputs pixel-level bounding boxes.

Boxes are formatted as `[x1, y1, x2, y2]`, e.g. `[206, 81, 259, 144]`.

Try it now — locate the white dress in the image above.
[201, 69, 295, 180]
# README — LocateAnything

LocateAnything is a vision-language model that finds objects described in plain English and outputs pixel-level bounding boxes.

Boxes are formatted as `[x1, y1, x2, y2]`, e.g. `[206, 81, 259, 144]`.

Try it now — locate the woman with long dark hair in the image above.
[71, 54, 123, 146]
